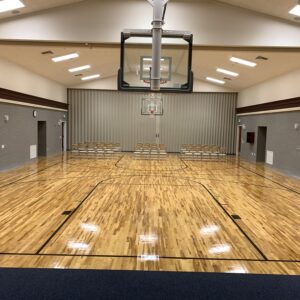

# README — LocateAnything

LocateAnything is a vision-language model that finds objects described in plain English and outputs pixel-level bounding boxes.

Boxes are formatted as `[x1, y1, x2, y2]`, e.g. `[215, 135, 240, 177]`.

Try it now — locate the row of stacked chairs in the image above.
[134, 143, 167, 160]
[71, 142, 121, 157]
[180, 144, 226, 160]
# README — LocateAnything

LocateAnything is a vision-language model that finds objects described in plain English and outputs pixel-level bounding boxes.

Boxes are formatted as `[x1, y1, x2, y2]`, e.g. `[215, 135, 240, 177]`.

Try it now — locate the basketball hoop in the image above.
[149, 108, 155, 118]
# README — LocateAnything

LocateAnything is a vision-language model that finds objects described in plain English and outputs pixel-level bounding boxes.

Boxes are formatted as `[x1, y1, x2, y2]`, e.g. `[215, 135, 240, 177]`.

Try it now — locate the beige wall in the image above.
[0, 0, 299, 47]
[238, 69, 300, 108]
[0, 58, 67, 103]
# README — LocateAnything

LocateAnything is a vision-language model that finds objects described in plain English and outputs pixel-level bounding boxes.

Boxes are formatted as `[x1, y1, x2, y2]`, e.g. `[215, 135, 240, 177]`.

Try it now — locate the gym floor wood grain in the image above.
[0, 153, 299, 274]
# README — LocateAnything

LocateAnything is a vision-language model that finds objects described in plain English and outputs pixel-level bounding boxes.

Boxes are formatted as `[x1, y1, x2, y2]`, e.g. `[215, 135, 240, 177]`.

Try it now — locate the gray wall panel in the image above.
[68, 89, 237, 153]
[238, 111, 300, 177]
[0, 102, 67, 171]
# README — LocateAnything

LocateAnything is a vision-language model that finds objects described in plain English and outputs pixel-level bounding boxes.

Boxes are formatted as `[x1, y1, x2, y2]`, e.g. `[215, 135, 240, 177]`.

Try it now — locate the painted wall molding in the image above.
[236, 97, 300, 115]
[0, 87, 68, 110]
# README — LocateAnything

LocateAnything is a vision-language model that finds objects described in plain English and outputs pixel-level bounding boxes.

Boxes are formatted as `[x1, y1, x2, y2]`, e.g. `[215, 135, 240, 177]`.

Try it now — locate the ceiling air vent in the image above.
[75, 74, 83, 77]
[223, 77, 232, 81]
[256, 56, 268, 61]
[41, 50, 54, 55]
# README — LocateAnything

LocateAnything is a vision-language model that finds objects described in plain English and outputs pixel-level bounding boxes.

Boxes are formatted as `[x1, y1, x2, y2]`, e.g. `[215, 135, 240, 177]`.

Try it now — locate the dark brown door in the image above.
[62, 122, 65, 152]
[38, 121, 47, 157]
[238, 126, 242, 154]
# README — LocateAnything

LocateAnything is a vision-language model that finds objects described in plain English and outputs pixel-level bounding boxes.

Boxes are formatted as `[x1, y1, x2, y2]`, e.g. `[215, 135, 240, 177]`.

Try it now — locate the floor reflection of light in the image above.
[68, 241, 89, 250]
[209, 244, 231, 254]
[139, 255, 160, 262]
[200, 225, 220, 236]
[226, 266, 248, 274]
[52, 263, 65, 269]
[139, 234, 158, 244]
[80, 223, 99, 233]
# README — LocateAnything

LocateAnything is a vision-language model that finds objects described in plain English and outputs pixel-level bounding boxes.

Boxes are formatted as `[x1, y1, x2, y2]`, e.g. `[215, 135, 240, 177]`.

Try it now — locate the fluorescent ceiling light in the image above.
[81, 74, 100, 81]
[69, 65, 91, 73]
[52, 53, 79, 62]
[143, 67, 166, 71]
[230, 56, 257, 67]
[217, 68, 239, 77]
[0, 0, 24, 13]
[143, 58, 165, 61]
[289, 4, 300, 16]
[206, 77, 225, 85]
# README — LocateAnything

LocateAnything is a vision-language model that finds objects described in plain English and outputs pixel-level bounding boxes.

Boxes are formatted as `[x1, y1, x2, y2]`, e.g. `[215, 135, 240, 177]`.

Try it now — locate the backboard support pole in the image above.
[148, 0, 169, 91]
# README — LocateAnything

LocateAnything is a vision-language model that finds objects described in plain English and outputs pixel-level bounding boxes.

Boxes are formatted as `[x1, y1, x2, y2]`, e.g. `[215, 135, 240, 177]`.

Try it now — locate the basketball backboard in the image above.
[141, 93, 163, 116]
[118, 31, 193, 93]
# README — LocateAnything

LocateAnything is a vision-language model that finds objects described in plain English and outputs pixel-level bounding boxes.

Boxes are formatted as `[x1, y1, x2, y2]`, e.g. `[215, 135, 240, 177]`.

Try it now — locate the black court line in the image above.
[0, 253, 299, 264]
[239, 164, 300, 196]
[0, 162, 62, 190]
[36, 179, 106, 254]
[199, 182, 269, 261]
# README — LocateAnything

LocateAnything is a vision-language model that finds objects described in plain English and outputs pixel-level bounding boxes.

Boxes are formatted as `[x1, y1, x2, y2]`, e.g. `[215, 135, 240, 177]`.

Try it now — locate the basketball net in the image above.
[149, 109, 155, 118]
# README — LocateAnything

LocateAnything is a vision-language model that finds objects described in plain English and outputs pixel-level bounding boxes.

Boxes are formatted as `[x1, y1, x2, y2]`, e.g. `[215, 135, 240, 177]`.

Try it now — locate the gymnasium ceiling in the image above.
[0, 0, 299, 24]
[0, 44, 300, 91]
[0, 0, 299, 91]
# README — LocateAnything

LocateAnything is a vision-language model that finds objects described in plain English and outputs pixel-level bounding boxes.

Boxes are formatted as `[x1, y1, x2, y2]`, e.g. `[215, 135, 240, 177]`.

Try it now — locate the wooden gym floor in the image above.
[0, 153, 299, 274]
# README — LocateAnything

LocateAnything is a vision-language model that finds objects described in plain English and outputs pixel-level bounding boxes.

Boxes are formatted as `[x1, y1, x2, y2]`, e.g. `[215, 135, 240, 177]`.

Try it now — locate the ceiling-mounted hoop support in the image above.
[147, 0, 169, 91]
[118, 0, 193, 93]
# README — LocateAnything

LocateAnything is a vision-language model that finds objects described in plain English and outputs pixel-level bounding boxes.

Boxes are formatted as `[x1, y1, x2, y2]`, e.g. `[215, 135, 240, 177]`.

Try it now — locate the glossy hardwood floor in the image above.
[0, 153, 299, 274]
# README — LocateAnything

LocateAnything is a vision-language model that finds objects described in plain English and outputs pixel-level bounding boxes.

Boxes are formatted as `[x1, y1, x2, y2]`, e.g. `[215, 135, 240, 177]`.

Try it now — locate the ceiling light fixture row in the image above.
[206, 56, 257, 85]
[51, 53, 100, 81]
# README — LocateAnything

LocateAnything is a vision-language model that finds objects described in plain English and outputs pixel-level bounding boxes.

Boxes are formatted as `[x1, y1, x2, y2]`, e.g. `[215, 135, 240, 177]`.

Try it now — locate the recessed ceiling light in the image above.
[52, 53, 79, 62]
[256, 56, 268, 61]
[217, 68, 239, 77]
[69, 65, 91, 73]
[81, 74, 100, 81]
[230, 57, 257, 67]
[206, 77, 225, 85]
[0, 0, 24, 13]
[41, 50, 54, 55]
[289, 4, 300, 16]
[11, 9, 20, 14]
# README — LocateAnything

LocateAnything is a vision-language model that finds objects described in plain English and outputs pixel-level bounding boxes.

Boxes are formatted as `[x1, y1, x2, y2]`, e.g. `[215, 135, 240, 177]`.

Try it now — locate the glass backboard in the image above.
[118, 31, 193, 93]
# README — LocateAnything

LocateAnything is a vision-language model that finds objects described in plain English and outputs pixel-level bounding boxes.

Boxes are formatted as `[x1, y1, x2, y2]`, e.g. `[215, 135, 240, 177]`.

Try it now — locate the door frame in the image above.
[236, 125, 243, 156]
